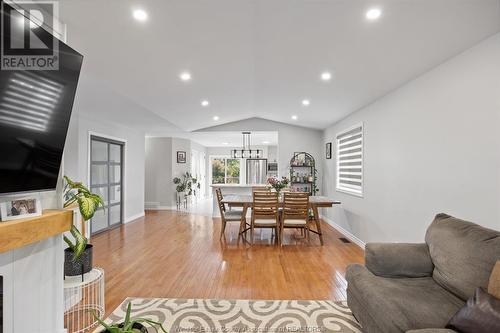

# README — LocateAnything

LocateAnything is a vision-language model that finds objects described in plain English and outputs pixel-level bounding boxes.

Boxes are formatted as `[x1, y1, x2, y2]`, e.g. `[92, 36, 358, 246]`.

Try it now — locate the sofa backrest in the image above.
[425, 213, 500, 301]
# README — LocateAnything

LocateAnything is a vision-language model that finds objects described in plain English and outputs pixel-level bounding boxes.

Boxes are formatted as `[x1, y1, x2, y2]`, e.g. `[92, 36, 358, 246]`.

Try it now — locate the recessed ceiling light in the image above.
[302, 99, 310, 106]
[179, 72, 191, 81]
[201, 100, 210, 107]
[133, 9, 148, 22]
[321, 72, 332, 81]
[366, 8, 382, 21]
[222, 142, 229, 145]
[213, 116, 219, 121]
[262, 141, 270, 144]
[291, 115, 298, 120]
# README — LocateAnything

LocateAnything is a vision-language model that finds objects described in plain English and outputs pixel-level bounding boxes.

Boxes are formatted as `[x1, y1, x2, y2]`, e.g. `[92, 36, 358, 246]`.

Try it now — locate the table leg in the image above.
[312, 205, 324, 245]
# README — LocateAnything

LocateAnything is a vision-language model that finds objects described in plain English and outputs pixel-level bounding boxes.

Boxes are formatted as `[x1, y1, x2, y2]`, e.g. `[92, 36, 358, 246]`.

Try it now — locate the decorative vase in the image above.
[64, 244, 93, 276]
[99, 322, 147, 333]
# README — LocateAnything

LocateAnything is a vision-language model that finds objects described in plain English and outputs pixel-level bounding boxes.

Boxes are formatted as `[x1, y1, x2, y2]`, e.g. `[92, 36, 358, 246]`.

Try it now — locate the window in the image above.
[336, 124, 363, 196]
[211, 157, 241, 184]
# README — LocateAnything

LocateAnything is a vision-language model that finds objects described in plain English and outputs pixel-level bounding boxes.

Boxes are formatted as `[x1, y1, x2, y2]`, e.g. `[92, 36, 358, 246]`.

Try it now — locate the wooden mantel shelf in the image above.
[0, 209, 73, 254]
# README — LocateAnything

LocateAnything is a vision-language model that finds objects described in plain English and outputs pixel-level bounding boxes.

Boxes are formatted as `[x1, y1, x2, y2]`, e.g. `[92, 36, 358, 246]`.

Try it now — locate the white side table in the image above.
[64, 267, 105, 333]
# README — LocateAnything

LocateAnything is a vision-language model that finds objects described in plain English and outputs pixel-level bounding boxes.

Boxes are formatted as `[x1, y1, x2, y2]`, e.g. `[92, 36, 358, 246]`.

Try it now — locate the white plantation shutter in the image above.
[336, 124, 363, 196]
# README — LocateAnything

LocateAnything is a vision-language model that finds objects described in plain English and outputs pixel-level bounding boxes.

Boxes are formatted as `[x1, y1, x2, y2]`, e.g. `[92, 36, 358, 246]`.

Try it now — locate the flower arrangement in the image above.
[267, 176, 290, 194]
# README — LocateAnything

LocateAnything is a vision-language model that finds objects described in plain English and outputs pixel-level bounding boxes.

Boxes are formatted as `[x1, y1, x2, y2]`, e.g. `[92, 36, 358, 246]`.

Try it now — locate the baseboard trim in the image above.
[125, 212, 145, 223]
[320, 215, 366, 249]
[145, 206, 177, 211]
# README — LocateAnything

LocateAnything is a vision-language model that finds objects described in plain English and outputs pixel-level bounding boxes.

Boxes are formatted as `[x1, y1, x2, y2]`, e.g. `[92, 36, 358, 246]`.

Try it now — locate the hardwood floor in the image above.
[92, 210, 364, 315]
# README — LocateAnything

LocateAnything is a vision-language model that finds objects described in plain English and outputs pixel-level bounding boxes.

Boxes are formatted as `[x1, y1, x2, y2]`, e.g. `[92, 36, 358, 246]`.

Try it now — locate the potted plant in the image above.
[267, 176, 290, 195]
[63, 176, 104, 276]
[173, 172, 201, 208]
[93, 302, 168, 333]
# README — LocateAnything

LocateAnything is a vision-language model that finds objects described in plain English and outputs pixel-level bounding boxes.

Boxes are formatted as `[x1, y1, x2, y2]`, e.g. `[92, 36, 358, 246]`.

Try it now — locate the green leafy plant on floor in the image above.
[93, 302, 168, 333]
[63, 175, 105, 261]
[173, 172, 201, 197]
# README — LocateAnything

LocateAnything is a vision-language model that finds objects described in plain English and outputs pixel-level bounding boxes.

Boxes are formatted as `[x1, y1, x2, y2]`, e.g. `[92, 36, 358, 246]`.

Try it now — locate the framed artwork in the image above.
[177, 151, 187, 163]
[326, 142, 332, 159]
[0, 196, 42, 221]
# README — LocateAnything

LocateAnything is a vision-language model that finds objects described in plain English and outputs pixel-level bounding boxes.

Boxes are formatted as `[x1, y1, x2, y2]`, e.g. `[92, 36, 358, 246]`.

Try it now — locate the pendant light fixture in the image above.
[231, 131, 261, 159]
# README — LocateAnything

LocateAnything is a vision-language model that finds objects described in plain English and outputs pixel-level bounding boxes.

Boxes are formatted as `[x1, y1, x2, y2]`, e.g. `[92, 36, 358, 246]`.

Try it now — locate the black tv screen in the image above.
[0, 1, 83, 194]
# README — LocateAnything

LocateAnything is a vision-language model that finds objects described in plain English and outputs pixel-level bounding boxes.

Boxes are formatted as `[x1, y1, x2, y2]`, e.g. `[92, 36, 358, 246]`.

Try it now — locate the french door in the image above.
[89, 136, 124, 235]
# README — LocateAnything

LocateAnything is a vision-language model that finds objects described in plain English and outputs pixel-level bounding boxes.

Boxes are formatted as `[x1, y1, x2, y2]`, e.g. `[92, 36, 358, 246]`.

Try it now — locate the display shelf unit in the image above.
[289, 152, 317, 195]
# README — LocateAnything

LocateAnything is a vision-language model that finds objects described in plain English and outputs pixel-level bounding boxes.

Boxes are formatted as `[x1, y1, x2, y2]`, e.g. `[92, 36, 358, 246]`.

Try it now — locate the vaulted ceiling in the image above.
[58, 0, 500, 132]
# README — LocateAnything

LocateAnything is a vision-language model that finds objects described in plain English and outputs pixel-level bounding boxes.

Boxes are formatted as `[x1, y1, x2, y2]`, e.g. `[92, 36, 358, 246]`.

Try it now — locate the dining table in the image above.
[221, 195, 341, 245]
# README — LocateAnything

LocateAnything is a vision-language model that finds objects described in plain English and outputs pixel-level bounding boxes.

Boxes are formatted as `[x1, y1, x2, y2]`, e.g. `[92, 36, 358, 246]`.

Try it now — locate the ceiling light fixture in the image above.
[231, 132, 261, 159]
[133, 9, 148, 22]
[201, 100, 210, 107]
[222, 142, 229, 145]
[291, 115, 298, 120]
[213, 116, 219, 121]
[366, 8, 382, 21]
[179, 72, 191, 81]
[302, 99, 310, 106]
[262, 141, 270, 144]
[321, 72, 332, 81]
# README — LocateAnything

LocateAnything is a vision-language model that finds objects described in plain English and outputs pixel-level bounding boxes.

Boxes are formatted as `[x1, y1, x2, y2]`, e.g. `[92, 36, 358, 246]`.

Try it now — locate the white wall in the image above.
[145, 137, 172, 208]
[322, 33, 500, 244]
[64, 113, 146, 224]
[145, 137, 194, 208]
[198, 118, 323, 192]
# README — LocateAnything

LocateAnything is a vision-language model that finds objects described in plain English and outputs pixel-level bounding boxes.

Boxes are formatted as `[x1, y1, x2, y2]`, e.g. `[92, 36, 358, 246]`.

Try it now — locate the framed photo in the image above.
[177, 151, 187, 164]
[326, 142, 332, 159]
[0, 197, 42, 222]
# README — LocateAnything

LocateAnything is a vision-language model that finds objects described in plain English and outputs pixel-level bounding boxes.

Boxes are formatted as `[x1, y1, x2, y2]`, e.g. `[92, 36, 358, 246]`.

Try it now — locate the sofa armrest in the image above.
[406, 328, 457, 333]
[365, 243, 434, 277]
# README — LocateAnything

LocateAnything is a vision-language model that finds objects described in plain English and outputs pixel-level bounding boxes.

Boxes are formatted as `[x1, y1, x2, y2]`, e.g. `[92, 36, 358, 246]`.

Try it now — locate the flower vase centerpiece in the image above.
[267, 176, 290, 196]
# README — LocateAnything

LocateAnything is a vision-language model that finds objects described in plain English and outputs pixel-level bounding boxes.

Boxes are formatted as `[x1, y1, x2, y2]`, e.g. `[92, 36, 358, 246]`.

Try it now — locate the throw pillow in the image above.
[488, 260, 500, 299]
[446, 287, 500, 333]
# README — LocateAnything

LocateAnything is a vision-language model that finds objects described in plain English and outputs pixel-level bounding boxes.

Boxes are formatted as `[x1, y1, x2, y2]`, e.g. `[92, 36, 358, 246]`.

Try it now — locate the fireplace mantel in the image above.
[0, 210, 72, 254]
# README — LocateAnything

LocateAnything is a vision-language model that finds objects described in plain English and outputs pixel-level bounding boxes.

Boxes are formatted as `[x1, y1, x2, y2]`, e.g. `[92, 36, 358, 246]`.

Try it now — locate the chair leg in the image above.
[251, 225, 255, 245]
[280, 224, 284, 246]
[220, 220, 226, 238]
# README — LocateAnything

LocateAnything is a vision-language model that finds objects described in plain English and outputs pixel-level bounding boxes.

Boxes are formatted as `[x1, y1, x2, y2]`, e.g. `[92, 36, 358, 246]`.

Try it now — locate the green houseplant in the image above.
[63, 175, 104, 276]
[93, 302, 168, 333]
[173, 172, 201, 208]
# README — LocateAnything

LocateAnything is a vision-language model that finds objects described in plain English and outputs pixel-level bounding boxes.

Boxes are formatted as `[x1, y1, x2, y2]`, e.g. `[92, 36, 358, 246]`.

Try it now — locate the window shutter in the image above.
[336, 125, 363, 196]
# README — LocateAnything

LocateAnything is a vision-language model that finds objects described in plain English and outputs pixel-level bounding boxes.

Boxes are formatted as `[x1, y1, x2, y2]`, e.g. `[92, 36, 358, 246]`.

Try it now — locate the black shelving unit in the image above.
[289, 152, 317, 195]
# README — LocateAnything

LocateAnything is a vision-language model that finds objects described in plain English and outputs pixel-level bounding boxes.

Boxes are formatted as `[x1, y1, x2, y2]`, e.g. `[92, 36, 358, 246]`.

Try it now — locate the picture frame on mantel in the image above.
[326, 142, 332, 159]
[177, 151, 187, 163]
[0, 196, 42, 222]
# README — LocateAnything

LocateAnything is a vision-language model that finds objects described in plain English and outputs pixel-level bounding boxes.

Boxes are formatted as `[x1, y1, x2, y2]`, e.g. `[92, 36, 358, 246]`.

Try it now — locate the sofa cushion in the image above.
[425, 213, 500, 301]
[346, 264, 464, 333]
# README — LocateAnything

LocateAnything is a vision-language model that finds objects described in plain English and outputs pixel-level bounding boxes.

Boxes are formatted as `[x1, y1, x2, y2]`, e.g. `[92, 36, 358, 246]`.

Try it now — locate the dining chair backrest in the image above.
[252, 191, 279, 218]
[252, 186, 270, 193]
[215, 188, 226, 214]
[282, 192, 309, 220]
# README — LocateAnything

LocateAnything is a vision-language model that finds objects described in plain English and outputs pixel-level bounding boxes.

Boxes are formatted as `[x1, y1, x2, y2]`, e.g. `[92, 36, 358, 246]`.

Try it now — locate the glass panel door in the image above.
[90, 136, 123, 234]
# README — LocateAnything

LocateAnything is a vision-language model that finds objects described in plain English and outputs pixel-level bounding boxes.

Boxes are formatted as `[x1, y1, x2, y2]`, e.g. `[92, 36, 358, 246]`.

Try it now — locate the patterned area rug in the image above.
[102, 298, 362, 333]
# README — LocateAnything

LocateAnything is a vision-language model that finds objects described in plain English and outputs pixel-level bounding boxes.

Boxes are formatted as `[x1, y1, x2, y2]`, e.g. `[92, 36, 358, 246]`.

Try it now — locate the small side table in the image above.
[64, 267, 105, 333]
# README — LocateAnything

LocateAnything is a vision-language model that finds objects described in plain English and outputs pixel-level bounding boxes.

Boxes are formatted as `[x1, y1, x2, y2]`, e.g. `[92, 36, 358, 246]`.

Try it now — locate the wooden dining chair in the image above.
[252, 186, 270, 193]
[280, 192, 310, 245]
[251, 191, 279, 245]
[216, 188, 244, 238]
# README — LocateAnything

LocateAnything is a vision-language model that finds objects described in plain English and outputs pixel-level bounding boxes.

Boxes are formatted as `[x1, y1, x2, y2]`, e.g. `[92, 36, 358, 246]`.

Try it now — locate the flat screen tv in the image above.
[0, 1, 83, 195]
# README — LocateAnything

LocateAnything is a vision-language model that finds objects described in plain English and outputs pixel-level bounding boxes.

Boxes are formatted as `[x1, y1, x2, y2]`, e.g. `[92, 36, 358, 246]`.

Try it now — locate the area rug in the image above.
[102, 298, 362, 333]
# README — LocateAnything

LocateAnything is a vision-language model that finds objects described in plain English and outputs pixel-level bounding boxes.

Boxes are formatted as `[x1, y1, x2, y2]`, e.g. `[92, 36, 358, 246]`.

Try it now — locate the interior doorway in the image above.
[89, 135, 124, 235]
